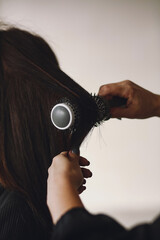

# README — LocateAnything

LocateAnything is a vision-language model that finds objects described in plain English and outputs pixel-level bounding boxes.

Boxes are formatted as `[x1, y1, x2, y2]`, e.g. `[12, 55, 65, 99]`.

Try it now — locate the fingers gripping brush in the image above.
[50, 96, 127, 154]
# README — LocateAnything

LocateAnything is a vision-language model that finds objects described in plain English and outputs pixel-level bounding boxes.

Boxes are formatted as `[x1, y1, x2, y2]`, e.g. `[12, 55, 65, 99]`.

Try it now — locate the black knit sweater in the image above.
[52, 208, 160, 240]
[1, 185, 160, 240]
[0, 185, 51, 240]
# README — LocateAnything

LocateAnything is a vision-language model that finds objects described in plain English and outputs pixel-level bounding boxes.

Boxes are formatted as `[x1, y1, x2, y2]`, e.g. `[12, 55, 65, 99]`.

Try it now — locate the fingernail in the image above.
[87, 160, 90, 166]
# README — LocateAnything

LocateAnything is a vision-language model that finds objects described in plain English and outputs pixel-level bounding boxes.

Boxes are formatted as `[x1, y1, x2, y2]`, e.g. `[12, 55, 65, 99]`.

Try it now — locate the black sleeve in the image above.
[51, 208, 160, 240]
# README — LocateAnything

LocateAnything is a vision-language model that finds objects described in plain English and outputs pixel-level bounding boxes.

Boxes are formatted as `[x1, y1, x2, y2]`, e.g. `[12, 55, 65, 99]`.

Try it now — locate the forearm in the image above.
[154, 94, 160, 117]
[48, 179, 84, 224]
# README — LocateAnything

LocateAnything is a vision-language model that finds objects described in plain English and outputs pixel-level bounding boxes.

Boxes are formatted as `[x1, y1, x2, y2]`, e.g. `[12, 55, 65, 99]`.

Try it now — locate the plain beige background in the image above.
[1, 0, 160, 228]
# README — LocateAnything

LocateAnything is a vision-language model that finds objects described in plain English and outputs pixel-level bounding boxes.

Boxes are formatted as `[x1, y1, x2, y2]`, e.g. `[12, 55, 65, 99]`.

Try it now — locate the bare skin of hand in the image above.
[99, 80, 160, 119]
[47, 152, 92, 223]
[48, 151, 92, 193]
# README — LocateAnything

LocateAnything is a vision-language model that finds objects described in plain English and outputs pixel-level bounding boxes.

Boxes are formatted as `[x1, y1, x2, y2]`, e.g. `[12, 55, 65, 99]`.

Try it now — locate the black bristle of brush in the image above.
[57, 97, 81, 132]
[91, 95, 111, 126]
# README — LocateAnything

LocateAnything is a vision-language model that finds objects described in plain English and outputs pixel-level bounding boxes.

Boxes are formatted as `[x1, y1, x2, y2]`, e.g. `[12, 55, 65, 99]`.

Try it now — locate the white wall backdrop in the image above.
[1, 0, 160, 228]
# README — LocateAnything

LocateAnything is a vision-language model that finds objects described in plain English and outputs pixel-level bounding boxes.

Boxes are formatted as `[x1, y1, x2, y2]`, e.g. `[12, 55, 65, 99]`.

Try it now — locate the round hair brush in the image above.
[50, 95, 127, 130]
[50, 95, 127, 155]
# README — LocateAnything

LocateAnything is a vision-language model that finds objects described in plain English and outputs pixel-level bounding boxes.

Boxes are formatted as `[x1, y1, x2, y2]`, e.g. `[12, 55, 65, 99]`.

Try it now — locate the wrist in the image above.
[154, 94, 160, 117]
[48, 176, 84, 224]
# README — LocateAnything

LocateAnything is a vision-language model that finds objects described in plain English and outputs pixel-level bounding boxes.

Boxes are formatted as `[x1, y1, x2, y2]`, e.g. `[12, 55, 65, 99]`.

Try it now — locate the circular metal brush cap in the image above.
[51, 103, 75, 130]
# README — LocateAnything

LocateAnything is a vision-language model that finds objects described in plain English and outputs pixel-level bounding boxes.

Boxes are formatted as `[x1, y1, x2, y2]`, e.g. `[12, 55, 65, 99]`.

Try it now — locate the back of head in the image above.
[0, 24, 98, 231]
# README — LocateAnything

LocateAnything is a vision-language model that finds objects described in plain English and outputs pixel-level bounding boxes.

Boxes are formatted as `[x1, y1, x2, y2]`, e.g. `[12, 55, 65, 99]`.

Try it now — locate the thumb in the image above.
[99, 83, 123, 97]
[68, 151, 79, 162]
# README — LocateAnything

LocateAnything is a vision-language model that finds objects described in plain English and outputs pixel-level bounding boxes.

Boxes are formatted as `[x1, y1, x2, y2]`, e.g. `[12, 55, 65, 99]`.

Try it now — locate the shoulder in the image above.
[0, 187, 38, 240]
[0, 187, 33, 219]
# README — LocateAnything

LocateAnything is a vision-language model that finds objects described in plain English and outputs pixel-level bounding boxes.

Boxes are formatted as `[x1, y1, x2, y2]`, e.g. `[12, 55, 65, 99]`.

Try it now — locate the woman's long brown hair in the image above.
[0, 25, 98, 232]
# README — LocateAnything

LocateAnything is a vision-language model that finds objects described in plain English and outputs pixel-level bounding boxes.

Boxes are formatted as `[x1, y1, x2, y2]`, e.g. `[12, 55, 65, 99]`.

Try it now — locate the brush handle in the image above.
[108, 96, 127, 108]
[71, 147, 80, 156]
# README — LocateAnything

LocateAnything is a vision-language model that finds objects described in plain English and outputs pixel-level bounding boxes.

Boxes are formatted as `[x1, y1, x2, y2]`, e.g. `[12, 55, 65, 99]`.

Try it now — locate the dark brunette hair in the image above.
[0, 25, 98, 232]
